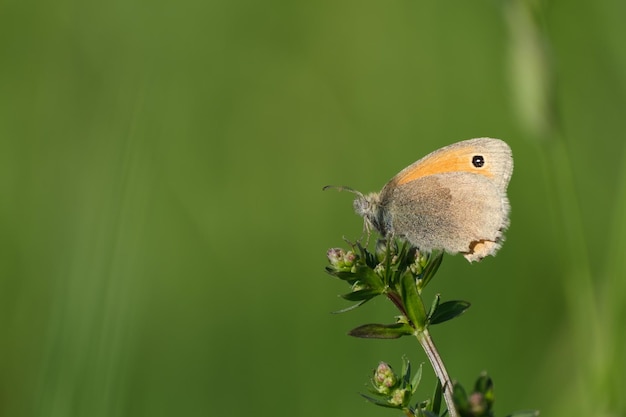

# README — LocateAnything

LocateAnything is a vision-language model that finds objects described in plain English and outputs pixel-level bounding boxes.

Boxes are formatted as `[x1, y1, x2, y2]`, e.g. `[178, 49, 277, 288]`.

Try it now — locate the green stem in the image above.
[415, 329, 457, 417]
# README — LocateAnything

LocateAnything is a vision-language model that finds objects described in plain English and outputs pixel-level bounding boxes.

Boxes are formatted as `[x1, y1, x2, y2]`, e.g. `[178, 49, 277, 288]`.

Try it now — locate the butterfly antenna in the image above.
[322, 185, 363, 197]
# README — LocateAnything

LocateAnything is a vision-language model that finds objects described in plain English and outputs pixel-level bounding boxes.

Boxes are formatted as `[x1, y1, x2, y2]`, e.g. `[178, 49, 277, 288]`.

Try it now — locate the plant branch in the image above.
[415, 329, 457, 417]
[386, 292, 407, 317]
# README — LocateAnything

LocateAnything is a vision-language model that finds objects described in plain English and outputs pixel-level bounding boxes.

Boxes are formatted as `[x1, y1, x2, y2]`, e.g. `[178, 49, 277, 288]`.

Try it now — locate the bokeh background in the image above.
[1, 0, 625, 416]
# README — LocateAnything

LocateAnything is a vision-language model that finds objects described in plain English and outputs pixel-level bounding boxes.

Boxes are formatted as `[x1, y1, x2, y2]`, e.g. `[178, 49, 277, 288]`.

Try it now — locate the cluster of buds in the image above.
[452, 373, 504, 417]
[326, 248, 358, 273]
[362, 358, 426, 413]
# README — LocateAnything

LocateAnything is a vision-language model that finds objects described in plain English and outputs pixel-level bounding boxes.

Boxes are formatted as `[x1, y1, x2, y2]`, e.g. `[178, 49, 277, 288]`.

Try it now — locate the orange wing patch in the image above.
[394, 147, 494, 186]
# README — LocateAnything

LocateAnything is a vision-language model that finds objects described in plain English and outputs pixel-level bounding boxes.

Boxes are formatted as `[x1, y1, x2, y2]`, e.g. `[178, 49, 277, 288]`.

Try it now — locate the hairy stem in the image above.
[415, 329, 457, 417]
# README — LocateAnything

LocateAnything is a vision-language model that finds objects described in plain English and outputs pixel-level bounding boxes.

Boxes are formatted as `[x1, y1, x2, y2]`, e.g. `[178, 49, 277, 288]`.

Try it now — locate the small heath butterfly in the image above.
[327, 138, 513, 262]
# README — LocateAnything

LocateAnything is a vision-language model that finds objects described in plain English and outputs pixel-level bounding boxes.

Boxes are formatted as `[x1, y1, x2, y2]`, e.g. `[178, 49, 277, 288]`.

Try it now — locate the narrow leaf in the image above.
[400, 273, 427, 329]
[452, 382, 469, 413]
[357, 243, 379, 269]
[474, 372, 494, 406]
[401, 356, 411, 387]
[352, 265, 384, 290]
[328, 265, 383, 287]
[340, 288, 381, 302]
[348, 322, 414, 339]
[410, 363, 423, 394]
[430, 379, 442, 415]
[429, 300, 471, 325]
[419, 251, 444, 288]
[331, 299, 369, 314]
[427, 293, 441, 321]
[360, 393, 400, 409]
[325, 267, 358, 283]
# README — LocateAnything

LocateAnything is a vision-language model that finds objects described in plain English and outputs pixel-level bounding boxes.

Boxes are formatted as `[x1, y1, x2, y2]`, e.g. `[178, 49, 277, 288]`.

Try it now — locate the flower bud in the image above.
[372, 362, 398, 394]
[389, 388, 409, 407]
[469, 392, 488, 416]
[326, 248, 357, 272]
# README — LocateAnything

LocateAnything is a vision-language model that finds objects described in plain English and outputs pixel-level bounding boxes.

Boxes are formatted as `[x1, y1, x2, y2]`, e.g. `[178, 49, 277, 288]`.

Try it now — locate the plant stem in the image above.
[415, 329, 457, 417]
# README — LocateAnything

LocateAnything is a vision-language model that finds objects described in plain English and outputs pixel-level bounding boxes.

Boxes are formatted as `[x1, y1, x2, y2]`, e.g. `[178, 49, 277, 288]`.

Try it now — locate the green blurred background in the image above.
[1, 0, 625, 416]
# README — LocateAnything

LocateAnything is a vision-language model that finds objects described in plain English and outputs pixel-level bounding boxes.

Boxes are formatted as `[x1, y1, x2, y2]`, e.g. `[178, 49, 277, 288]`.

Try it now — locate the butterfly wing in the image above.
[379, 138, 513, 261]
[391, 138, 513, 193]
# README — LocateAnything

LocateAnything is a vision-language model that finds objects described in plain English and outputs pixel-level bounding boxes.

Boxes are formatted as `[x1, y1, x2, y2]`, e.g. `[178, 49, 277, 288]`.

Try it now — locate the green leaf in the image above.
[340, 288, 382, 302]
[430, 379, 442, 415]
[331, 299, 369, 314]
[427, 293, 441, 321]
[429, 300, 471, 325]
[381, 240, 407, 287]
[419, 251, 444, 289]
[474, 373, 494, 406]
[400, 273, 427, 329]
[452, 382, 469, 414]
[360, 393, 402, 409]
[348, 322, 414, 339]
[325, 267, 358, 283]
[328, 264, 383, 288]
[357, 242, 379, 269]
[474, 373, 493, 394]
[401, 356, 411, 388]
[352, 265, 384, 290]
[410, 363, 423, 394]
